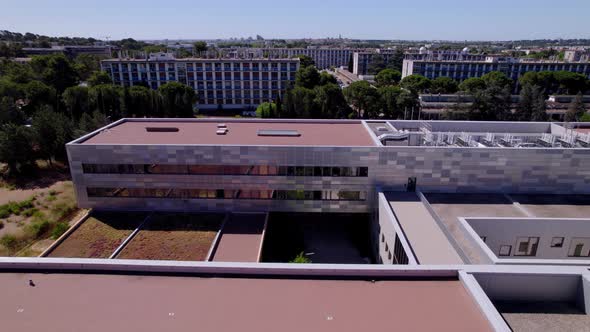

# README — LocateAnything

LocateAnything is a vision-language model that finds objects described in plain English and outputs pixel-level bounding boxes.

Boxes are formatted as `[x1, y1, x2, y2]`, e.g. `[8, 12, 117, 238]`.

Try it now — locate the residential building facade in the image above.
[101, 54, 300, 110]
[402, 56, 590, 91]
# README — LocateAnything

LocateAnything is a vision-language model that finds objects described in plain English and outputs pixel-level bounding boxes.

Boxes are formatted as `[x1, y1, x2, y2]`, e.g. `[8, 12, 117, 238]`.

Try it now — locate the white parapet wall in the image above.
[457, 217, 590, 265]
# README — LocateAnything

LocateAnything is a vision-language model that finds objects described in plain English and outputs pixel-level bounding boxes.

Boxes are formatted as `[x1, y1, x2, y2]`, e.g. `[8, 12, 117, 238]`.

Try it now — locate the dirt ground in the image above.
[48, 212, 147, 258]
[116, 213, 222, 261]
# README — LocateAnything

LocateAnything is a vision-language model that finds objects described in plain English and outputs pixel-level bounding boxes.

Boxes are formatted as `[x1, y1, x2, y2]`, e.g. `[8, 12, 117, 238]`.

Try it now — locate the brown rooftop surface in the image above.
[0, 273, 492, 332]
[81, 120, 377, 146]
[212, 213, 266, 262]
[386, 192, 463, 265]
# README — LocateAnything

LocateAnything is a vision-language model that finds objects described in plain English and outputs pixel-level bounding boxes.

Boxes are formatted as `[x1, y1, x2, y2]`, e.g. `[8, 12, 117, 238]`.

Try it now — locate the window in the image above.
[551, 237, 564, 248]
[514, 237, 539, 256]
[498, 245, 512, 256]
[568, 238, 590, 257]
[82, 164, 368, 177]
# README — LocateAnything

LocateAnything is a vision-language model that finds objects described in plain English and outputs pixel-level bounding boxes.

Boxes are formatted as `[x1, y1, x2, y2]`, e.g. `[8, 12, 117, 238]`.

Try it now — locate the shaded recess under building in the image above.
[261, 213, 372, 264]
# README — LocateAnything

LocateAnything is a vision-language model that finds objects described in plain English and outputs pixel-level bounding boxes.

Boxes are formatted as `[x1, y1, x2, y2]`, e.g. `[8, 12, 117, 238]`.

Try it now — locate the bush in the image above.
[51, 202, 76, 220]
[0, 198, 35, 217]
[0, 234, 17, 249]
[290, 251, 312, 263]
[51, 222, 69, 239]
[26, 213, 51, 239]
[0, 220, 3, 229]
[0, 206, 9, 218]
[22, 207, 39, 217]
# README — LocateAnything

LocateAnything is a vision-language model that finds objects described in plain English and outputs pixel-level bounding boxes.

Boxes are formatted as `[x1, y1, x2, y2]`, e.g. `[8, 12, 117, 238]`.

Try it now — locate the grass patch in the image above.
[0, 198, 35, 218]
[0, 234, 18, 249]
[290, 251, 312, 263]
[51, 222, 69, 239]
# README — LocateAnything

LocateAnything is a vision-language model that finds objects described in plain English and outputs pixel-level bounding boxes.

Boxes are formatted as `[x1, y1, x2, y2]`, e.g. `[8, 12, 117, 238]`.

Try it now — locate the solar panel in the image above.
[257, 129, 301, 137]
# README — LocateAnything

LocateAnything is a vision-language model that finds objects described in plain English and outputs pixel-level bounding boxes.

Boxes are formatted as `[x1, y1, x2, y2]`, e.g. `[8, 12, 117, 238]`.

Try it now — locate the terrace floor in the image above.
[47, 212, 148, 258]
[423, 193, 590, 264]
[116, 213, 223, 261]
[211, 213, 266, 263]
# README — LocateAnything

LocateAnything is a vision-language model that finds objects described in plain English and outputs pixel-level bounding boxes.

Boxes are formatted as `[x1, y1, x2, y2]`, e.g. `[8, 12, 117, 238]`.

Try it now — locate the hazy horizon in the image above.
[1, 0, 588, 41]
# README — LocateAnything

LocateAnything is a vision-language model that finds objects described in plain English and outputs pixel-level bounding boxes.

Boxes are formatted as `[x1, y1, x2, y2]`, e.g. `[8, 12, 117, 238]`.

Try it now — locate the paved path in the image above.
[212, 213, 266, 262]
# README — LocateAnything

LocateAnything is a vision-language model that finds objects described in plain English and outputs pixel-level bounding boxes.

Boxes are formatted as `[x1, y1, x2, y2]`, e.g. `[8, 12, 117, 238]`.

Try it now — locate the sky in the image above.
[1, 0, 588, 41]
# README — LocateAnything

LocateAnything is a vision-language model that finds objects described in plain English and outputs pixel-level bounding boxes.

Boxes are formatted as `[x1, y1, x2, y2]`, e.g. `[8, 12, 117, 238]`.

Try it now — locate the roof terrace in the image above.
[77, 119, 377, 147]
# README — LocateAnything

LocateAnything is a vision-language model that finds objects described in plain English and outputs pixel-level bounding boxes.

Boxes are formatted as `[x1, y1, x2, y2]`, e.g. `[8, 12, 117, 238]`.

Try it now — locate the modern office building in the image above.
[67, 119, 590, 215]
[5, 117, 586, 331]
[101, 53, 300, 110]
[402, 56, 590, 91]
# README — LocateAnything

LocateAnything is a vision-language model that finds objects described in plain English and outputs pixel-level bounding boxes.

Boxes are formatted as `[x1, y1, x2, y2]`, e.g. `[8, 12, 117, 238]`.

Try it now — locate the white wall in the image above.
[467, 218, 590, 260]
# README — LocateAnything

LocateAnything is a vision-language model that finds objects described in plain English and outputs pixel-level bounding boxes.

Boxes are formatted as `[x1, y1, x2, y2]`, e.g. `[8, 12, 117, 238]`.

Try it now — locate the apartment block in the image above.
[100, 53, 300, 110]
[352, 49, 398, 75]
[402, 56, 590, 90]
[262, 48, 354, 69]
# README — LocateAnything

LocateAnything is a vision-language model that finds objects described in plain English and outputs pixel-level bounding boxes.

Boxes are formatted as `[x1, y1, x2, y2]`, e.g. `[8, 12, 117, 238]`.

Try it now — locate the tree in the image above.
[286, 87, 317, 118]
[74, 54, 100, 81]
[319, 72, 338, 86]
[31, 54, 78, 93]
[0, 97, 26, 125]
[62, 86, 90, 119]
[193, 41, 208, 56]
[430, 77, 459, 94]
[343, 81, 380, 119]
[0, 123, 35, 174]
[32, 107, 74, 164]
[295, 66, 320, 89]
[515, 84, 534, 121]
[565, 93, 586, 122]
[89, 84, 123, 119]
[88, 71, 112, 87]
[378, 86, 403, 118]
[255, 102, 276, 118]
[518, 71, 556, 95]
[459, 77, 486, 94]
[125, 86, 153, 117]
[530, 87, 548, 122]
[375, 69, 401, 87]
[157, 82, 195, 118]
[23, 80, 55, 114]
[554, 71, 588, 95]
[469, 85, 512, 121]
[396, 90, 419, 119]
[77, 110, 108, 135]
[386, 49, 405, 72]
[400, 74, 431, 94]
[314, 83, 350, 118]
[481, 71, 512, 90]
[294, 55, 315, 68]
[367, 55, 386, 75]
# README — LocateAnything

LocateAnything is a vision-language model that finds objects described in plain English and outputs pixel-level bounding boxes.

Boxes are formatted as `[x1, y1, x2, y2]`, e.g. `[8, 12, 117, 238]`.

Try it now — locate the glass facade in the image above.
[82, 164, 369, 177]
[87, 187, 367, 201]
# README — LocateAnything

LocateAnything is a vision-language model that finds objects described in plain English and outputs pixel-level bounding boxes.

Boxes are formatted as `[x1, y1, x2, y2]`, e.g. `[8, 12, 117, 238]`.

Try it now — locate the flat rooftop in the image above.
[0, 272, 492, 332]
[80, 120, 377, 147]
[424, 193, 590, 263]
[386, 192, 463, 264]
